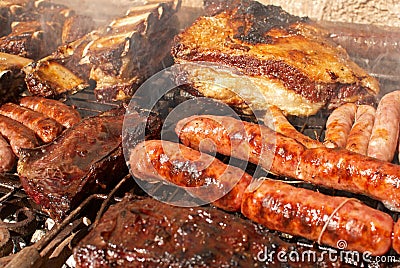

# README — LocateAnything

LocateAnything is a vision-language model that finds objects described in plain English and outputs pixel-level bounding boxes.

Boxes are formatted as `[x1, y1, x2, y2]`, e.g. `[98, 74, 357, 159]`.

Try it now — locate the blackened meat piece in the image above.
[74, 195, 342, 268]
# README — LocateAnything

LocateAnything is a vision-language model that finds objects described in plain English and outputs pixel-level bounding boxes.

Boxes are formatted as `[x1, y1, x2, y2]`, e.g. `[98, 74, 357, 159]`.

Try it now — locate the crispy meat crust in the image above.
[172, 0, 379, 115]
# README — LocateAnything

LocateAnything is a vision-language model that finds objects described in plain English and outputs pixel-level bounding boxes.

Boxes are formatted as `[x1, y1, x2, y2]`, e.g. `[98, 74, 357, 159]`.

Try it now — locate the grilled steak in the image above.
[74, 195, 342, 267]
[17, 108, 160, 221]
[172, 0, 379, 116]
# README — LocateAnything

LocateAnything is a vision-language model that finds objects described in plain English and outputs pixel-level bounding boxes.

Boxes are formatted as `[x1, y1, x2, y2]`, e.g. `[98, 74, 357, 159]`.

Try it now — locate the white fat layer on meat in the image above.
[179, 63, 324, 117]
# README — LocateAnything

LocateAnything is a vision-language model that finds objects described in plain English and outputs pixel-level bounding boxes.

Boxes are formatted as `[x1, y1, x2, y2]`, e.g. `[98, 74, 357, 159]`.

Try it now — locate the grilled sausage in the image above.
[0, 103, 63, 143]
[20, 96, 81, 128]
[0, 135, 16, 173]
[176, 115, 400, 211]
[241, 180, 393, 256]
[324, 103, 357, 148]
[393, 220, 400, 254]
[0, 115, 38, 156]
[176, 115, 305, 179]
[297, 148, 400, 211]
[263, 105, 323, 148]
[367, 91, 400, 162]
[129, 140, 252, 212]
[345, 105, 376, 155]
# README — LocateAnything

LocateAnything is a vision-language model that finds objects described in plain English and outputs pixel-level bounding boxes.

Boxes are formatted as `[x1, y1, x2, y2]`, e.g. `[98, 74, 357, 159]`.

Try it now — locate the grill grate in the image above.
[1, 82, 400, 267]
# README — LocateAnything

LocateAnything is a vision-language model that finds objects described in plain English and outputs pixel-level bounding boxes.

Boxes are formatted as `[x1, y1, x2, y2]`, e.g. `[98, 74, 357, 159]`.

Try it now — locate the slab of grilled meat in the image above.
[172, 0, 380, 116]
[17, 108, 160, 222]
[74, 195, 343, 268]
[0, 52, 32, 105]
[24, 1, 181, 100]
[0, 0, 75, 60]
[88, 2, 180, 102]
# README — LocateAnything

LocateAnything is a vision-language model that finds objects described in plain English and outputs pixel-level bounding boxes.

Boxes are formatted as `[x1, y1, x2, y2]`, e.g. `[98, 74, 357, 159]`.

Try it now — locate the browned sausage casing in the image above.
[393, 220, 400, 254]
[20, 96, 81, 128]
[0, 103, 63, 143]
[177, 115, 400, 211]
[298, 148, 400, 211]
[0, 135, 16, 173]
[0, 115, 38, 156]
[263, 105, 323, 149]
[129, 140, 252, 212]
[176, 115, 305, 178]
[241, 180, 393, 256]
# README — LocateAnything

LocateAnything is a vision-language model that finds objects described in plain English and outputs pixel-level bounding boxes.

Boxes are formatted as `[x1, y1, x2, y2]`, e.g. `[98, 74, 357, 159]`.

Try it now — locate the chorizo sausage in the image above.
[177, 115, 400, 211]
[0, 103, 63, 143]
[241, 179, 393, 256]
[0, 115, 38, 156]
[176, 115, 305, 179]
[20, 96, 81, 128]
[129, 140, 252, 212]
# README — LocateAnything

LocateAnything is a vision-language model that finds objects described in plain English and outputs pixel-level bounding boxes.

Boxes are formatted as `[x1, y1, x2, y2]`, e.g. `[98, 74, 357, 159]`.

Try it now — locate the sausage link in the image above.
[345, 105, 376, 155]
[263, 105, 323, 149]
[241, 180, 393, 256]
[0, 103, 63, 143]
[20, 96, 81, 128]
[0, 115, 38, 156]
[176, 115, 305, 178]
[367, 91, 400, 162]
[297, 147, 400, 211]
[129, 140, 252, 212]
[324, 103, 357, 148]
[0, 135, 16, 173]
[393, 220, 400, 254]
[177, 115, 400, 211]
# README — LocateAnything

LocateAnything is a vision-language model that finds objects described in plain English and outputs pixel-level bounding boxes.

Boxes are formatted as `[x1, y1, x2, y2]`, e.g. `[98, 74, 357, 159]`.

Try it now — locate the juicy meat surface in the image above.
[176, 115, 400, 212]
[172, 0, 379, 116]
[17, 109, 127, 221]
[0, 114, 38, 156]
[19, 96, 81, 128]
[0, 103, 63, 143]
[0, 135, 16, 173]
[242, 180, 393, 256]
[129, 140, 252, 211]
[74, 195, 343, 268]
[176, 115, 305, 178]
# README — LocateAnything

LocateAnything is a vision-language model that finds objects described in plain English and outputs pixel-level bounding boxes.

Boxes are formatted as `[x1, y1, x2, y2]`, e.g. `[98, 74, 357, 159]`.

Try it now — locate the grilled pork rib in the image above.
[172, 0, 379, 116]
[25, 1, 181, 100]
[74, 195, 343, 267]
[0, 1, 74, 60]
